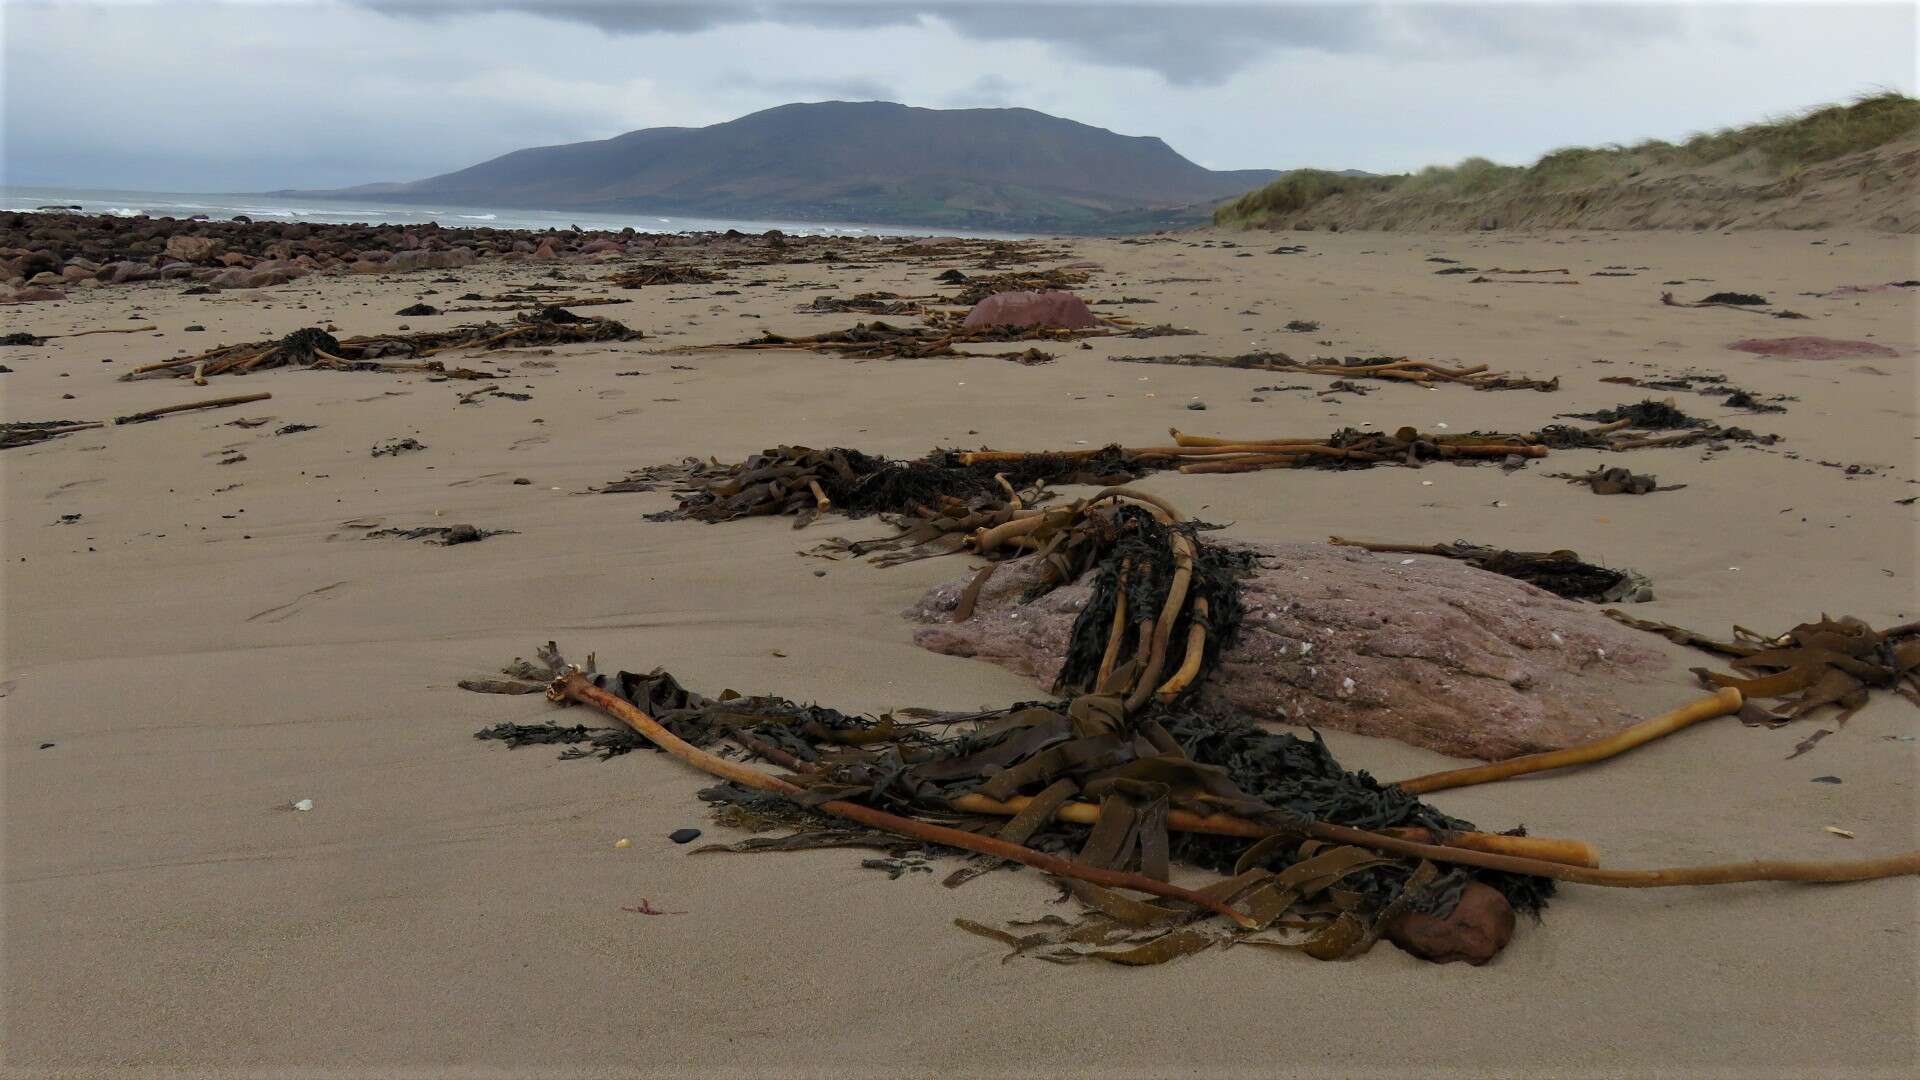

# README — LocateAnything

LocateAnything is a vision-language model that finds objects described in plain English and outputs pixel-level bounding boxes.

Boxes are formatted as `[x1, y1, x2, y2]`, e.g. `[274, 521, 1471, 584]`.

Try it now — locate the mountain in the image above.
[300, 101, 1284, 233]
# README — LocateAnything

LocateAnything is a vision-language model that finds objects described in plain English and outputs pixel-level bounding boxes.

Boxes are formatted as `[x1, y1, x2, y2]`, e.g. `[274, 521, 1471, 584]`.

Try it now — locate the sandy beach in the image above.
[4, 228, 1917, 1077]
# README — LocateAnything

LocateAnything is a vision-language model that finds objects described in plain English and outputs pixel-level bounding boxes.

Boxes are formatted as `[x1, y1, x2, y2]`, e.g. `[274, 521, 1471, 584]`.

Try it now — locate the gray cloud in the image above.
[5, 2, 1912, 192]
[943, 74, 1026, 108]
[728, 74, 899, 102]
[364, 1, 1685, 86]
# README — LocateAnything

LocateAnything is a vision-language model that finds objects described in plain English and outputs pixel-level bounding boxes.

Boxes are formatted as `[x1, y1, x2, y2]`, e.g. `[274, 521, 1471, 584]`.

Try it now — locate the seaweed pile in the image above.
[121, 307, 640, 380]
[800, 292, 927, 316]
[1604, 612, 1920, 725]
[1548, 466, 1682, 495]
[2, 419, 101, 451]
[1109, 351, 1559, 392]
[465, 487, 1920, 967]
[469, 584, 1555, 967]
[1561, 399, 1706, 430]
[708, 319, 1092, 360]
[956, 426, 1553, 476]
[1329, 538, 1653, 603]
[607, 263, 728, 288]
[1598, 372, 1793, 413]
[601, 444, 1153, 525]
[1661, 291, 1808, 319]
[942, 267, 1091, 305]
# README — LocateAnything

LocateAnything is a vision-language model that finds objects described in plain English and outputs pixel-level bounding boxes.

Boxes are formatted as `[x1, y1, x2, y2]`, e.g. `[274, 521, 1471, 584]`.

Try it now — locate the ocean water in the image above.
[1, 185, 1022, 239]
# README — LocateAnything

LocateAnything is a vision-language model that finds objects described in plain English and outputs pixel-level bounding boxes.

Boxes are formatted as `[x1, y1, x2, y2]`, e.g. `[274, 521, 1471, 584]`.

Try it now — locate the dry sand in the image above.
[4, 228, 1917, 1078]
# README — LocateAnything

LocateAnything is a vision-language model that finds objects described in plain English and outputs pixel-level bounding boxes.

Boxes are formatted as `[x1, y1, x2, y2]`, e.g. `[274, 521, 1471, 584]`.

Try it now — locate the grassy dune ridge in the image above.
[1215, 93, 1920, 230]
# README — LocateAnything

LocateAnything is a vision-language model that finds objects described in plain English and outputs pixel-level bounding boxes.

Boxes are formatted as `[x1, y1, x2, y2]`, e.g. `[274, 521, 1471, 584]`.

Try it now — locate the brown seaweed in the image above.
[707, 318, 1098, 360]
[1603, 612, 1920, 725]
[1109, 351, 1558, 392]
[121, 307, 641, 380]
[1329, 538, 1653, 602]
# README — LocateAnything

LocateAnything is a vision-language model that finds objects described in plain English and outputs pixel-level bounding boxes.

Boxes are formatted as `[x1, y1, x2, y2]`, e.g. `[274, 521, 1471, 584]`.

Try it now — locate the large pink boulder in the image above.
[1728, 336, 1900, 360]
[909, 541, 1669, 761]
[962, 289, 1098, 331]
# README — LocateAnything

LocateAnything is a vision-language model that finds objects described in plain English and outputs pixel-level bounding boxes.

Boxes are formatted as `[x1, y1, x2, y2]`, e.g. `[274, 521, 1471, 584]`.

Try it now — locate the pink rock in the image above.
[962, 290, 1099, 330]
[164, 235, 220, 263]
[1, 286, 66, 303]
[908, 541, 1668, 760]
[243, 267, 303, 288]
[102, 261, 156, 283]
[580, 238, 624, 254]
[217, 252, 252, 267]
[1728, 336, 1901, 360]
[531, 240, 558, 261]
[1387, 882, 1515, 965]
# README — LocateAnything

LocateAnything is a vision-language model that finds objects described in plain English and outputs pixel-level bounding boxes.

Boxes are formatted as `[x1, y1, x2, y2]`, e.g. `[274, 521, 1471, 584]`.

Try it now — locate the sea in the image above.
[1, 185, 1023, 239]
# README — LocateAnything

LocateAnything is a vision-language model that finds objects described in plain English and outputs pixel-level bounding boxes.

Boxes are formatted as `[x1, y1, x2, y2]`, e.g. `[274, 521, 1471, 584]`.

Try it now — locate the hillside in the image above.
[301, 101, 1282, 233]
[1214, 93, 1920, 233]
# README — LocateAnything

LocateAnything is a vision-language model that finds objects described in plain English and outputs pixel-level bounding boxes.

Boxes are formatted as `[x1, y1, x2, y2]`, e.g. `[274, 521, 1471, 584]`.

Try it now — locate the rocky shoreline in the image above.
[0, 210, 899, 303]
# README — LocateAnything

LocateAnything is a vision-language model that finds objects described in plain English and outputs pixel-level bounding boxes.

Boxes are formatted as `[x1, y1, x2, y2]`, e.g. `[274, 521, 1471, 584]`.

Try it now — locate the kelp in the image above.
[1328, 538, 1653, 603]
[958, 426, 1552, 477]
[1548, 467, 1684, 495]
[800, 292, 926, 316]
[1561, 399, 1707, 430]
[465, 641, 1553, 965]
[706, 318, 1098, 360]
[607, 263, 728, 288]
[121, 307, 641, 380]
[943, 267, 1091, 305]
[1108, 351, 1559, 392]
[365, 523, 514, 545]
[1598, 371, 1793, 412]
[2, 419, 101, 450]
[1662, 291, 1808, 319]
[1603, 611, 1920, 725]
[599, 444, 1148, 524]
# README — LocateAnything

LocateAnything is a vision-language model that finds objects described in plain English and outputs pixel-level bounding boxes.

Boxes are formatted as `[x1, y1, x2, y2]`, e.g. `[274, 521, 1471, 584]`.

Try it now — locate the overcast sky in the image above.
[4, 0, 1915, 192]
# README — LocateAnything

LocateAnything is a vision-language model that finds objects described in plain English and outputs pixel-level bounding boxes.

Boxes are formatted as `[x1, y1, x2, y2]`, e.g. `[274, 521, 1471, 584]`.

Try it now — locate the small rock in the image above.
[443, 523, 483, 545]
[512, 477, 532, 485]
[1810, 775, 1842, 784]
[1185, 401, 1208, 411]
[184, 324, 205, 332]
[668, 828, 702, 844]
[1386, 883, 1515, 965]
[613, 837, 632, 849]
[292, 798, 314, 812]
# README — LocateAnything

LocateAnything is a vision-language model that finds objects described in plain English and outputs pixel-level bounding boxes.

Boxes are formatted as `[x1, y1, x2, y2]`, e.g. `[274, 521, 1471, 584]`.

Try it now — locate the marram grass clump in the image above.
[1214, 92, 1920, 226]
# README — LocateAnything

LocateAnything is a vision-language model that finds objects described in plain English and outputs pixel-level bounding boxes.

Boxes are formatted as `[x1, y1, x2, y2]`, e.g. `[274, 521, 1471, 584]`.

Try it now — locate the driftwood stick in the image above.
[547, 670, 1259, 927]
[113, 391, 272, 425]
[1394, 688, 1745, 795]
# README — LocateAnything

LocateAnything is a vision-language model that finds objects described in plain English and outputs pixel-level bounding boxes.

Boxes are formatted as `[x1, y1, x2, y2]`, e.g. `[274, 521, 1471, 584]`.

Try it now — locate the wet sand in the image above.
[4, 228, 1917, 1077]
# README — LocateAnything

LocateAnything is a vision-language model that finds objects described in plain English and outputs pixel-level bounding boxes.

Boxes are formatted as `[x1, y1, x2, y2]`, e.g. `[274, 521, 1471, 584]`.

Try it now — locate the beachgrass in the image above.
[1214, 92, 1920, 227]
